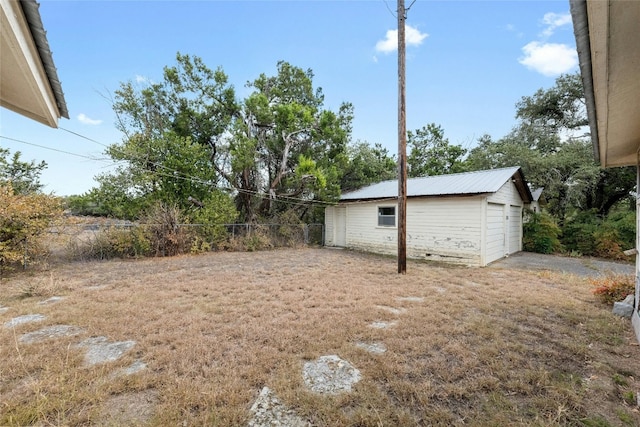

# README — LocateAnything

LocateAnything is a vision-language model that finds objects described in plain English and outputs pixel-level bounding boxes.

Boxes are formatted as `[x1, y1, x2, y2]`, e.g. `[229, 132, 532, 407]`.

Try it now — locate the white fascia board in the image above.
[0, 0, 60, 127]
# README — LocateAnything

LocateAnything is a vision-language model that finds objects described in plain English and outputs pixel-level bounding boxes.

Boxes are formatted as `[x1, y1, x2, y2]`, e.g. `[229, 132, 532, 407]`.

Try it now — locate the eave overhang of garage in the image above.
[571, 0, 640, 168]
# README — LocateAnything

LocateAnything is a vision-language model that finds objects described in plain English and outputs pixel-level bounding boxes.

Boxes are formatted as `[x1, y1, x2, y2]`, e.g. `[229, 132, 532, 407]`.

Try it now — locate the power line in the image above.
[0, 135, 111, 162]
[59, 126, 110, 148]
[3, 124, 338, 208]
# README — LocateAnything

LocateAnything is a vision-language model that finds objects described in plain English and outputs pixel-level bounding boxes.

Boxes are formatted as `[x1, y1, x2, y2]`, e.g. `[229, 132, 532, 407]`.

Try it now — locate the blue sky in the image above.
[0, 0, 579, 195]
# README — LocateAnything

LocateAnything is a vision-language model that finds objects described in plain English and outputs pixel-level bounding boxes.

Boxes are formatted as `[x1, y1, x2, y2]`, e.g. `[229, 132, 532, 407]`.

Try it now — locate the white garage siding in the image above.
[342, 197, 484, 265]
[326, 167, 531, 267]
[406, 197, 483, 265]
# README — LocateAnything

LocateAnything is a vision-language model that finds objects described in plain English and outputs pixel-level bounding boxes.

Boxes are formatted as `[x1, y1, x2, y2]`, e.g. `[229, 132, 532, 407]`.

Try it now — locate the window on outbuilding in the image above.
[378, 206, 396, 227]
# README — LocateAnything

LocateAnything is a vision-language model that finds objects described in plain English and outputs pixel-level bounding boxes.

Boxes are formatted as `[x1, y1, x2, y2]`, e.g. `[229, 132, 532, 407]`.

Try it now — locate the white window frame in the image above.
[377, 205, 396, 227]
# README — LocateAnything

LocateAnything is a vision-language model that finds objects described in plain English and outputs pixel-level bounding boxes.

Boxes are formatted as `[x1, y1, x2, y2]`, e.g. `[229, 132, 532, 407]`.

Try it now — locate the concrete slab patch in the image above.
[395, 296, 425, 303]
[302, 355, 361, 395]
[4, 314, 45, 328]
[19, 325, 84, 344]
[375, 305, 406, 315]
[76, 336, 136, 366]
[355, 341, 387, 354]
[38, 296, 65, 305]
[368, 321, 397, 329]
[248, 386, 310, 427]
[114, 359, 147, 377]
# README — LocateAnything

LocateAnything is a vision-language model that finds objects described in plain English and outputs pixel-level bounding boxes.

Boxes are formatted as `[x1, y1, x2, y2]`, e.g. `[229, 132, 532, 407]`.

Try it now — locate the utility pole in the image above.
[397, 0, 407, 274]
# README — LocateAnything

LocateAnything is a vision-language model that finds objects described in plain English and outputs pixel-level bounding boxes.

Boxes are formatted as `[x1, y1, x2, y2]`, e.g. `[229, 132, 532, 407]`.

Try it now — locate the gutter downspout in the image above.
[570, 0, 600, 164]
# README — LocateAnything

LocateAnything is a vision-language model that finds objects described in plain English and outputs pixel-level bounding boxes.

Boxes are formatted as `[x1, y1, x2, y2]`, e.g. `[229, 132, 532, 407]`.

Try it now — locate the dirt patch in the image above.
[98, 389, 158, 425]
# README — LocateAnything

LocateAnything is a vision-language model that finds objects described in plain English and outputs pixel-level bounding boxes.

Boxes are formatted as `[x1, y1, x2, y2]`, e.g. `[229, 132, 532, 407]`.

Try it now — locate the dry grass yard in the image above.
[1, 248, 640, 426]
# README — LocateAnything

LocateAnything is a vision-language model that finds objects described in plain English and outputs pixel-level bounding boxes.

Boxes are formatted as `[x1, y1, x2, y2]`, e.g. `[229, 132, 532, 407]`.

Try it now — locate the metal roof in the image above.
[340, 166, 533, 203]
[20, 0, 69, 119]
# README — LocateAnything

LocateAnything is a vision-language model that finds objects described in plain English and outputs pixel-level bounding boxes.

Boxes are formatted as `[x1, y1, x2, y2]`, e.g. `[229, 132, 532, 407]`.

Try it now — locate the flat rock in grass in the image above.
[38, 296, 65, 305]
[395, 296, 424, 303]
[4, 314, 45, 328]
[355, 341, 387, 354]
[248, 387, 310, 427]
[114, 359, 147, 377]
[368, 320, 397, 329]
[19, 325, 84, 343]
[0, 307, 8, 314]
[302, 355, 361, 395]
[375, 305, 406, 315]
[76, 336, 136, 366]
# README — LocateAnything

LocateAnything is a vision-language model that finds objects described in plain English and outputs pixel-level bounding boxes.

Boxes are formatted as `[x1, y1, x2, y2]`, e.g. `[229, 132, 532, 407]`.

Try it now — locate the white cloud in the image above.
[519, 41, 578, 77]
[135, 74, 147, 83]
[77, 113, 103, 125]
[375, 24, 428, 54]
[540, 12, 572, 38]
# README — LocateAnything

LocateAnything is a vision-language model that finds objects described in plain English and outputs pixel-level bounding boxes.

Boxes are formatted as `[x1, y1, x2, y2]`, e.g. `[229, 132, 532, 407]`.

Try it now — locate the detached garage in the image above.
[325, 166, 533, 266]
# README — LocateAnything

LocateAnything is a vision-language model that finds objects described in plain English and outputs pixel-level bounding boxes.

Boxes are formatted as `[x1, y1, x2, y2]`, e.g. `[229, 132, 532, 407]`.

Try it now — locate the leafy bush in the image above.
[95, 227, 151, 259]
[189, 191, 237, 248]
[594, 228, 626, 260]
[523, 211, 562, 254]
[143, 202, 191, 257]
[562, 210, 598, 255]
[0, 184, 63, 272]
[562, 209, 635, 260]
[590, 274, 635, 305]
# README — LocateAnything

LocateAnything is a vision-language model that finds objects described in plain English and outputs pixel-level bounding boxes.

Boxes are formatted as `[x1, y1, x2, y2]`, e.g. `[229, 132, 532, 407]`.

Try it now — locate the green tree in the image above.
[465, 72, 635, 223]
[407, 123, 466, 177]
[226, 61, 352, 221]
[340, 141, 396, 192]
[0, 148, 47, 194]
[91, 53, 240, 220]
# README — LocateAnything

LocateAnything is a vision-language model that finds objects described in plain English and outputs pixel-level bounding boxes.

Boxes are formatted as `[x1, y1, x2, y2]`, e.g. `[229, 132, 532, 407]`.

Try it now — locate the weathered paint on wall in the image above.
[325, 177, 526, 267]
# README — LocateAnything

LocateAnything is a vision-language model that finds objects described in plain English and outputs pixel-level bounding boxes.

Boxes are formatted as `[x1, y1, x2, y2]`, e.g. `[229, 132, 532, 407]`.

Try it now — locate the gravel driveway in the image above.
[490, 251, 634, 277]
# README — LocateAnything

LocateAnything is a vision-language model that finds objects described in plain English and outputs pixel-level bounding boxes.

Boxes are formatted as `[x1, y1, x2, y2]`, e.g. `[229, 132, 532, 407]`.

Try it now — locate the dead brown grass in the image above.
[1, 248, 639, 426]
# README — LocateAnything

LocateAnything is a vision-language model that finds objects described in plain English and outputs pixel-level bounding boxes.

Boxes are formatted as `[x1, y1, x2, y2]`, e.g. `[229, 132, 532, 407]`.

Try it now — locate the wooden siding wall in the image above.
[341, 196, 484, 266]
[325, 178, 526, 267]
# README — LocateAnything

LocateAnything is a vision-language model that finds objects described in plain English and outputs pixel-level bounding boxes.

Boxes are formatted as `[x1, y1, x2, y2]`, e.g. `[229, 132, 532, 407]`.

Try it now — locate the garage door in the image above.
[508, 205, 522, 254]
[486, 203, 505, 263]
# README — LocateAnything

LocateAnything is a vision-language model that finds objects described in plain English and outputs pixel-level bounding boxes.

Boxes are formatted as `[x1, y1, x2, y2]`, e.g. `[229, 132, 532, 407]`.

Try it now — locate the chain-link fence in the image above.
[15, 222, 325, 269]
